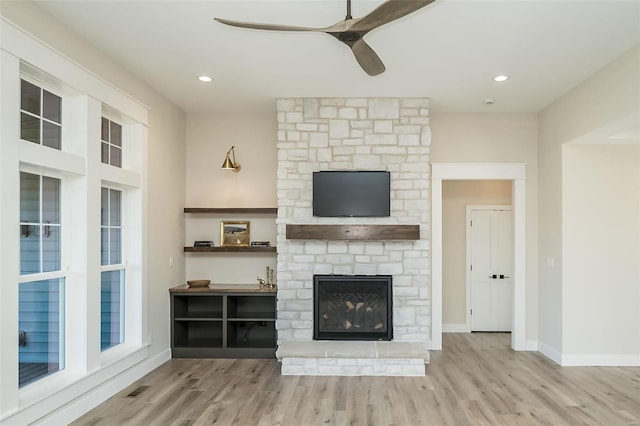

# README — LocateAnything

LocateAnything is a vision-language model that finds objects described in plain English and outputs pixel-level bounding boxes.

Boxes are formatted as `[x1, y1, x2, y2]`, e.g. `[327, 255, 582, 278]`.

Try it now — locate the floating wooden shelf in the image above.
[285, 224, 420, 241]
[184, 207, 277, 214]
[184, 246, 276, 253]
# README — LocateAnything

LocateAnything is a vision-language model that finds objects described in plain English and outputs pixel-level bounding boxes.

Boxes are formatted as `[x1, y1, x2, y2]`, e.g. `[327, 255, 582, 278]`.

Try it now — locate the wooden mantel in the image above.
[285, 224, 420, 241]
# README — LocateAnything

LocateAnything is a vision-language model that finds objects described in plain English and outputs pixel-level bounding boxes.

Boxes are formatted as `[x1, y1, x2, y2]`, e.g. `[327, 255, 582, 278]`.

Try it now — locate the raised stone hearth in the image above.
[276, 341, 429, 376]
[276, 97, 431, 376]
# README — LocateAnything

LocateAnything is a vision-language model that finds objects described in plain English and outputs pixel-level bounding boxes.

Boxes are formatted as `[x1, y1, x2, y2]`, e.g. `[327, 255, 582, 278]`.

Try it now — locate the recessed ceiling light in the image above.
[494, 75, 509, 82]
[198, 75, 213, 82]
[483, 98, 495, 105]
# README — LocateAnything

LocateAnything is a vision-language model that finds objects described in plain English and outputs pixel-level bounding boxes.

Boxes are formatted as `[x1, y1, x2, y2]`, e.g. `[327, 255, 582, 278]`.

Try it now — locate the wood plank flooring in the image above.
[72, 333, 640, 425]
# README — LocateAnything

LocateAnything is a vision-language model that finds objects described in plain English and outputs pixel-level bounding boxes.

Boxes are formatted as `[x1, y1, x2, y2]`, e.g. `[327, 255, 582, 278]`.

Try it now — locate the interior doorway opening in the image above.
[431, 163, 527, 351]
[441, 181, 513, 334]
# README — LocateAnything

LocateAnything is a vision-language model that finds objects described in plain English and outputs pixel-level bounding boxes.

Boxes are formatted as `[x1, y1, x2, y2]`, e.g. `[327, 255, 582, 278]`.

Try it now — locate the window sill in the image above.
[18, 343, 150, 410]
[100, 342, 148, 367]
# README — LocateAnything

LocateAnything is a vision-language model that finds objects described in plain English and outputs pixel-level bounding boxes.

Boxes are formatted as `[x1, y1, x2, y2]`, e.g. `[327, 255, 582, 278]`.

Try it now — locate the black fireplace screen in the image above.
[314, 275, 392, 340]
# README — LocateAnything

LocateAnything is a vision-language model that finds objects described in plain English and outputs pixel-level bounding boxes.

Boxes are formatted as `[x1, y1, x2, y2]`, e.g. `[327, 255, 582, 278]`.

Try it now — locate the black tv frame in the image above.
[312, 171, 390, 218]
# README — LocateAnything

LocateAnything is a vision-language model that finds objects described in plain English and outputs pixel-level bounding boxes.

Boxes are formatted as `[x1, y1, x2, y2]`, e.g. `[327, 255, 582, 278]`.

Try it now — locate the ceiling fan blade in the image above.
[350, 38, 386, 76]
[350, 0, 436, 32]
[215, 18, 319, 32]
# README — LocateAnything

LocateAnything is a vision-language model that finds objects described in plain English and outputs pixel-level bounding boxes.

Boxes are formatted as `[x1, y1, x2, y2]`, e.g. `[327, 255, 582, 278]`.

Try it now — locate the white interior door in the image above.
[470, 208, 513, 331]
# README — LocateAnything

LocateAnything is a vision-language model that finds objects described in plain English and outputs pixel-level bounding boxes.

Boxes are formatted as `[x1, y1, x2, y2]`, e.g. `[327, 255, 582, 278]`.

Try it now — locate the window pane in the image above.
[101, 228, 109, 265]
[21, 113, 40, 144]
[110, 228, 122, 264]
[110, 122, 122, 147]
[21, 80, 40, 115]
[42, 90, 61, 123]
[110, 146, 122, 168]
[42, 225, 61, 272]
[19, 279, 64, 387]
[20, 173, 41, 274]
[101, 142, 109, 164]
[101, 271, 124, 351]
[42, 121, 61, 150]
[101, 188, 109, 226]
[20, 226, 40, 275]
[110, 190, 121, 226]
[101, 117, 109, 142]
[20, 172, 40, 222]
[42, 176, 60, 224]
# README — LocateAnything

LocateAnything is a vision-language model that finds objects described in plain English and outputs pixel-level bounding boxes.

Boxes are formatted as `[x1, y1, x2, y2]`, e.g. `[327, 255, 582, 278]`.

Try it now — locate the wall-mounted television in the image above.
[313, 171, 390, 217]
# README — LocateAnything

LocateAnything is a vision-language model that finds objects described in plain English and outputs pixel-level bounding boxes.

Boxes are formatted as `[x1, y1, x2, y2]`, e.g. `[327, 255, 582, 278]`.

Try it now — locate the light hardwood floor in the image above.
[72, 333, 640, 425]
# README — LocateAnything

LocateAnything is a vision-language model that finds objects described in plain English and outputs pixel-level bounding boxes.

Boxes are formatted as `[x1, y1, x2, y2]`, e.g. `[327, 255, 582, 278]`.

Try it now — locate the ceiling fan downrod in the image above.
[346, 0, 352, 20]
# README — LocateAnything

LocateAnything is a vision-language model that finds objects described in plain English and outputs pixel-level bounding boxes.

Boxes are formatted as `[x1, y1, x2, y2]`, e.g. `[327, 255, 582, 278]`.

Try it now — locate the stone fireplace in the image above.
[314, 274, 393, 341]
[275, 97, 431, 376]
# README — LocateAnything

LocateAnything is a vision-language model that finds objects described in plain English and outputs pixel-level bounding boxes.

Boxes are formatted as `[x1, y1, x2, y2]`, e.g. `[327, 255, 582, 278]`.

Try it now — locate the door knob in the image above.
[489, 274, 497, 279]
[499, 274, 510, 279]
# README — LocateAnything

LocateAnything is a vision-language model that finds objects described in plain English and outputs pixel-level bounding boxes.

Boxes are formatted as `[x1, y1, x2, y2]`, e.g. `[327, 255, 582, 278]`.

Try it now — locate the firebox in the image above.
[313, 275, 393, 340]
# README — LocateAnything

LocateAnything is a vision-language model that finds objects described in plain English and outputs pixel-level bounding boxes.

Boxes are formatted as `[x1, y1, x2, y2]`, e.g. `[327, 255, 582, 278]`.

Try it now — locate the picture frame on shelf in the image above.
[221, 221, 250, 247]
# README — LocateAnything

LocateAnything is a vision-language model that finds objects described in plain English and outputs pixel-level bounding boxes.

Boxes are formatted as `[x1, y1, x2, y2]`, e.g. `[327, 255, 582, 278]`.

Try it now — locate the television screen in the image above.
[313, 171, 390, 217]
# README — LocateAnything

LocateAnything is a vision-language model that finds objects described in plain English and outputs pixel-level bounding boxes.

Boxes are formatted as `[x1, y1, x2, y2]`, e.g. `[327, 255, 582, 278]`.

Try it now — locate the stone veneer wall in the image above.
[276, 98, 431, 347]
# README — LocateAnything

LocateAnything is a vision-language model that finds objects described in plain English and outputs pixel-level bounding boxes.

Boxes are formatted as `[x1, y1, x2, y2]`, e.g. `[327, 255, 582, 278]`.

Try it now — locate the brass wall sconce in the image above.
[221, 146, 241, 172]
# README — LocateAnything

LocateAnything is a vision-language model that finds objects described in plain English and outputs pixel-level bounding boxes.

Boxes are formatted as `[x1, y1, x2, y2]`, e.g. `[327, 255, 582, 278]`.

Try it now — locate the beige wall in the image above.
[431, 112, 539, 342]
[183, 109, 540, 339]
[184, 111, 278, 284]
[442, 180, 512, 326]
[1, 0, 187, 358]
[185, 111, 277, 207]
[538, 45, 640, 360]
[562, 144, 640, 360]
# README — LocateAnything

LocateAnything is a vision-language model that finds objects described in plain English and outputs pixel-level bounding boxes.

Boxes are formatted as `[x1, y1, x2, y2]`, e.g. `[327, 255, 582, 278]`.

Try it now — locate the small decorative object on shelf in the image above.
[194, 240, 214, 247]
[258, 266, 276, 290]
[221, 221, 250, 247]
[187, 279, 211, 287]
[251, 241, 271, 247]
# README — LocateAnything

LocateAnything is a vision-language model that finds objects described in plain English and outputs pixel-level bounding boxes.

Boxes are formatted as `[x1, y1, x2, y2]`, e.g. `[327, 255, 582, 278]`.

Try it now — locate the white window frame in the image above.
[0, 23, 149, 422]
[100, 185, 126, 352]
[17, 168, 67, 387]
[19, 77, 63, 150]
[100, 116, 123, 167]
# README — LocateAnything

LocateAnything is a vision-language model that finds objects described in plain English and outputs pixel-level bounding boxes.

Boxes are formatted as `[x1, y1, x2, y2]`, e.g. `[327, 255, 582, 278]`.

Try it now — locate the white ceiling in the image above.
[35, 0, 640, 113]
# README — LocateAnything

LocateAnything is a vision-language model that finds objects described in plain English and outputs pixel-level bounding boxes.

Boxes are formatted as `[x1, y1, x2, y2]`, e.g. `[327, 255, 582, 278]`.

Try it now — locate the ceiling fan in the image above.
[215, 0, 436, 76]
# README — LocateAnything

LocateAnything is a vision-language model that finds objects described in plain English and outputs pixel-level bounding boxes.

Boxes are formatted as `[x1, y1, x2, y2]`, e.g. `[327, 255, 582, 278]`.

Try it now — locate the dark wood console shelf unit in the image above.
[184, 207, 277, 214]
[170, 285, 277, 359]
[286, 224, 420, 241]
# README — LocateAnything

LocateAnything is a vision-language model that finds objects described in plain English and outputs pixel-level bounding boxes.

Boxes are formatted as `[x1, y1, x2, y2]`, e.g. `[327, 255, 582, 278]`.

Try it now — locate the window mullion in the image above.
[18, 271, 66, 283]
[39, 175, 44, 274]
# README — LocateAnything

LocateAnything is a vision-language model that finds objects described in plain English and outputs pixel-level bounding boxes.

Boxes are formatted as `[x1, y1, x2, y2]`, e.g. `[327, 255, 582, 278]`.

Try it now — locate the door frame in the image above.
[431, 163, 527, 351]
[466, 205, 513, 332]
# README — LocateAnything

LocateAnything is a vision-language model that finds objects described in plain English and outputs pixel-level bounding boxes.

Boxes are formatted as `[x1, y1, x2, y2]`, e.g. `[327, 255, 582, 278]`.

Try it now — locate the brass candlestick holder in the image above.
[257, 266, 276, 290]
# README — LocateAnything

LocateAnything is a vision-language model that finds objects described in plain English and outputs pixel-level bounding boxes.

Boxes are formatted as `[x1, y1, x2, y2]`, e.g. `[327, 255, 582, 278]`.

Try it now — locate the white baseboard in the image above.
[443, 323, 470, 333]
[525, 340, 538, 351]
[538, 342, 562, 365]
[38, 348, 171, 426]
[560, 353, 640, 367]
[538, 342, 640, 366]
